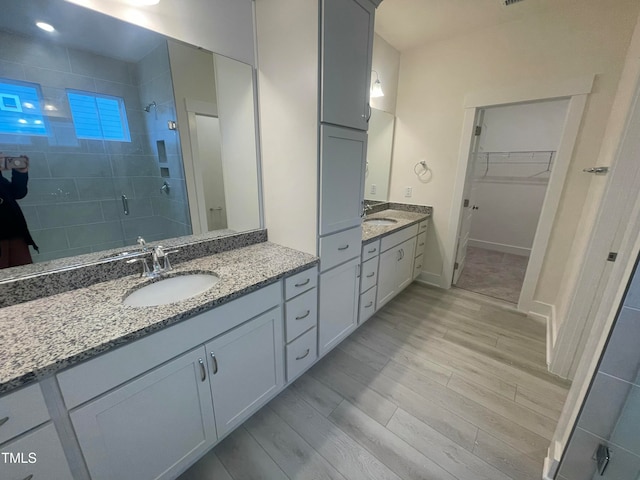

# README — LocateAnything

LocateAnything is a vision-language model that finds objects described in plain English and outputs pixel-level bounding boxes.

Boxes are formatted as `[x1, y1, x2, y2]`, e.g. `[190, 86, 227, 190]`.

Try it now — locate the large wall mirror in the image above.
[365, 107, 395, 202]
[0, 0, 261, 278]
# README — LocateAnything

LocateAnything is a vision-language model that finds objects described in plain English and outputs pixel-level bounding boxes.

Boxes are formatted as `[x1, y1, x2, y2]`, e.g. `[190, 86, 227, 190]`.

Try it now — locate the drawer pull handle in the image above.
[419, 243, 425, 247]
[364, 301, 373, 308]
[421, 224, 427, 229]
[0, 416, 8, 428]
[296, 310, 311, 320]
[294, 278, 310, 287]
[211, 352, 218, 374]
[22, 475, 33, 480]
[198, 358, 206, 381]
[366, 272, 375, 278]
[338, 244, 350, 251]
[367, 247, 377, 253]
[296, 349, 311, 361]
[417, 264, 422, 269]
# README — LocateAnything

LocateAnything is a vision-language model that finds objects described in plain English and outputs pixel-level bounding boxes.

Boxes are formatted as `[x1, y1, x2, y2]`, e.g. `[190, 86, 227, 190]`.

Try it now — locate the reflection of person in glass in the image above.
[0, 154, 38, 268]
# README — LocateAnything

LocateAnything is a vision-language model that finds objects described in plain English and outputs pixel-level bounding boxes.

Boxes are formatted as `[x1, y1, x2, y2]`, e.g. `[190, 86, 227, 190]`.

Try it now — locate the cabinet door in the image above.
[397, 237, 417, 291]
[321, 0, 375, 130]
[319, 258, 360, 355]
[0, 423, 73, 480]
[320, 125, 367, 235]
[206, 308, 284, 439]
[71, 347, 216, 480]
[377, 247, 399, 309]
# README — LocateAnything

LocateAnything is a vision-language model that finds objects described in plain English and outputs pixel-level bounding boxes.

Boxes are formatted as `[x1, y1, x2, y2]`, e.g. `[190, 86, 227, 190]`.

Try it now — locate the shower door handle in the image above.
[121, 195, 129, 215]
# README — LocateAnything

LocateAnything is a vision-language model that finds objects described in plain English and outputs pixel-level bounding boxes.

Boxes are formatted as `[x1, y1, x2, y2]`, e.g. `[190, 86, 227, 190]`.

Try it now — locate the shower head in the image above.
[144, 101, 157, 113]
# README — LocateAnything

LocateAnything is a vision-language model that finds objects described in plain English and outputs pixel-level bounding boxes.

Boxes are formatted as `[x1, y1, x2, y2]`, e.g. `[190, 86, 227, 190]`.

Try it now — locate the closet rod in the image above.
[477, 150, 555, 155]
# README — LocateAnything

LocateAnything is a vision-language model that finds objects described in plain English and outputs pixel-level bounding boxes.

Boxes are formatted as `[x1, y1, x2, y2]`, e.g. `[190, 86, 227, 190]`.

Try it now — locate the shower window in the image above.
[0, 79, 47, 136]
[67, 90, 131, 142]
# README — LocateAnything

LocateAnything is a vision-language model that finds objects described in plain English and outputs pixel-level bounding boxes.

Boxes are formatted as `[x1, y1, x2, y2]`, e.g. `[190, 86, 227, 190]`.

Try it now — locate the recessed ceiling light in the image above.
[18, 119, 27, 124]
[44, 104, 57, 111]
[36, 22, 55, 32]
[34, 120, 43, 125]
[22, 102, 34, 109]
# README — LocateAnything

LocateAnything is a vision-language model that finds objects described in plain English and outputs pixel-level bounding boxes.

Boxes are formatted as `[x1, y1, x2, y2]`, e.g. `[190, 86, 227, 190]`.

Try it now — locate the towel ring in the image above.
[414, 160, 429, 177]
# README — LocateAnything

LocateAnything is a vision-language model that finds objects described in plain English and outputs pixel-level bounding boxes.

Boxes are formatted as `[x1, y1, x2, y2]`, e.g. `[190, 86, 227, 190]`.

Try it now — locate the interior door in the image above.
[453, 110, 484, 284]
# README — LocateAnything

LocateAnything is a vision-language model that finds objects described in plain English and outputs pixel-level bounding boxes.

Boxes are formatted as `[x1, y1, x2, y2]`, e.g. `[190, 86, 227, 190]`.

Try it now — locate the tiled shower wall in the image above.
[0, 29, 190, 263]
[558, 256, 640, 479]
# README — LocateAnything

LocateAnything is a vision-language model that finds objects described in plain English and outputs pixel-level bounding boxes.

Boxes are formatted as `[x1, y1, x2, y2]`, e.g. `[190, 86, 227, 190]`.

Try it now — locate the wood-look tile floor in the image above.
[180, 283, 571, 480]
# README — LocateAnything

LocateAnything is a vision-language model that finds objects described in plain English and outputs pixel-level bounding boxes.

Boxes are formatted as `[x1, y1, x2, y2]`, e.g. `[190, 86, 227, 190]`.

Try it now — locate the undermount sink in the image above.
[123, 274, 220, 307]
[364, 218, 398, 226]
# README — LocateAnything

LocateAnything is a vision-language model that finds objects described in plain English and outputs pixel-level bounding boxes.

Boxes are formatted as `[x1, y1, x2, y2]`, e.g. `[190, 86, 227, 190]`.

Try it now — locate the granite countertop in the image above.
[0, 242, 318, 395]
[362, 209, 431, 243]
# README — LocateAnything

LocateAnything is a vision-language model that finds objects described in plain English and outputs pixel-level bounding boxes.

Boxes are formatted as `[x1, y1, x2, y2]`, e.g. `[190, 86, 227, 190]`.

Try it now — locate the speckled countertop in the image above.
[0, 242, 317, 395]
[362, 209, 431, 243]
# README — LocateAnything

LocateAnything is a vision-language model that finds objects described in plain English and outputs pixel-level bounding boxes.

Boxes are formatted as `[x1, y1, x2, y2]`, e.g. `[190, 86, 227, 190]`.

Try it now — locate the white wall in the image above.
[66, 0, 255, 66]
[371, 34, 400, 114]
[195, 115, 227, 231]
[390, 0, 640, 302]
[254, 0, 318, 254]
[214, 55, 261, 232]
[469, 100, 568, 255]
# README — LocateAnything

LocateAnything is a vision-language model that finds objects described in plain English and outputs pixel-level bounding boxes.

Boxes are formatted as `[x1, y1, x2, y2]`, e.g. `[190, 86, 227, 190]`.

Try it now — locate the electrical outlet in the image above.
[404, 186, 412, 197]
[370, 184, 377, 194]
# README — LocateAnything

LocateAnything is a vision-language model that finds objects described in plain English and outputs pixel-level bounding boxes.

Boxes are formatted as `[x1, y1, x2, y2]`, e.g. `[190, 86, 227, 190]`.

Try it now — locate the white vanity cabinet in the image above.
[0, 423, 74, 480]
[206, 308, 283, 439]
[57, 282, 285, 480]
[320, 0, 376, 131]
[319, 126, 368, 236]
[70, 347, 217, 480]
[377, 225, 420, 309]
[319, 257, 360, 355]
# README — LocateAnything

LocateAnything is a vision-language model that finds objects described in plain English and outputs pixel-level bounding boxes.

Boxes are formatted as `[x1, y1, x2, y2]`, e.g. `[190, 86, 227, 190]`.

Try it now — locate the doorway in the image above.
[453, 99, 569, 304]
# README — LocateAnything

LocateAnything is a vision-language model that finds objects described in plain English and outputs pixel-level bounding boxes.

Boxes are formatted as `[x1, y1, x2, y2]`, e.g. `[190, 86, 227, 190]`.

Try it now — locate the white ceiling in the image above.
[0, 0, 164, 63]
[375, 0, 558, 52]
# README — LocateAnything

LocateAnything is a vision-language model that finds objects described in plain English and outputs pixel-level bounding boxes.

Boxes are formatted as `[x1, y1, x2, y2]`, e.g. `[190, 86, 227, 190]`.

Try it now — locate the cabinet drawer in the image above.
[418, 219, 429, 234]
[380, 224, 419, 252]
[414, 254, 424, 280]
[415, 232, 427, 257]
[285, 266, 318, 300]
[359, 287, 377, 324]
[285, 288, 318, 343]
[0, 423, 73, 479]
[362, 239, 380, 262]
[360, 256, 378, 293]
[286, 327, 317, 382]
[0, 383, 50, 445]
[320, 226, 362, 272]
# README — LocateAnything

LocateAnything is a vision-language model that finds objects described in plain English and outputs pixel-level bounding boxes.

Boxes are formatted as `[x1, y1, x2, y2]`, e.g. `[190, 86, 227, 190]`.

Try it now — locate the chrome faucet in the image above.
[127, 243, 179, 278]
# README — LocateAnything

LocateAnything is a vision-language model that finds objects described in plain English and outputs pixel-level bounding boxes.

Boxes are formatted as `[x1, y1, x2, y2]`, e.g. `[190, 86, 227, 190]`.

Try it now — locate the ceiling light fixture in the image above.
[370, 70, 384, 98]
[36, 22, 55, 32]
[127, 0, 160, 5]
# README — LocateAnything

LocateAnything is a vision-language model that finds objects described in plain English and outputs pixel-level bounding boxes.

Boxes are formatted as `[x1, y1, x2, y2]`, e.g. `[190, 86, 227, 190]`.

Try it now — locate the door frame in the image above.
[184, 98, 219, 235]
[446, 75, 594, 313]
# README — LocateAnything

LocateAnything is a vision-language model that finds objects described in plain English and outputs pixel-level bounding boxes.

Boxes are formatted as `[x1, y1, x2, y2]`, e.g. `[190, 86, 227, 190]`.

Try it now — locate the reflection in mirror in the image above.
[364, 108, 395, 202]
[0, 0, 260, 277]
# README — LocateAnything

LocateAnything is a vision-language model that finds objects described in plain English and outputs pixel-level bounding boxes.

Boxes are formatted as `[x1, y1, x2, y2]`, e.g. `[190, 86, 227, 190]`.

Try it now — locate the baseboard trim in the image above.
[468, 239, 531, 257]
[416, 271, 446, 288]
[529, 300, 556, 367]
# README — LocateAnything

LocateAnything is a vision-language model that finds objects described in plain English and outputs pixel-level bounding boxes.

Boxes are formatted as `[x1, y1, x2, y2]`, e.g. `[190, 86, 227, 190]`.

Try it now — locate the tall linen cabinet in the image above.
[256, 0, 380, 360]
